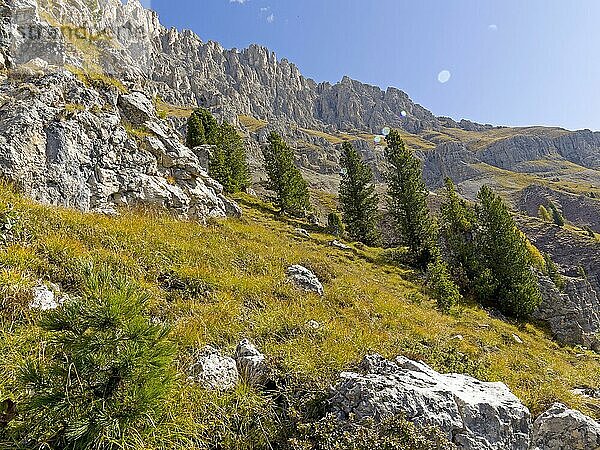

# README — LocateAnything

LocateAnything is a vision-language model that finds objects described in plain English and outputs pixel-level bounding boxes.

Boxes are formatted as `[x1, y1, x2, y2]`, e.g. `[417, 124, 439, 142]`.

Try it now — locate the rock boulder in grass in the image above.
[329, 354, 532, 450]
[234, 339, 268, 386]
[286, 265, 324, 296]
[330, 240, 351, 250]
[294, 227, 310, 238]
[187, 346, 239, 391]
[29, 283, 63, 311]
[532, 403, 600, 450]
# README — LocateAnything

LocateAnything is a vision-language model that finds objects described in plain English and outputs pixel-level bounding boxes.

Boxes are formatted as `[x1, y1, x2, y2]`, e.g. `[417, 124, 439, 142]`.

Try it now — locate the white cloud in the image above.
[260, 7, 269, 12]
[266, 13, 275, 23]
[229, 0, 248, 4]
[488, 24, 498, 31]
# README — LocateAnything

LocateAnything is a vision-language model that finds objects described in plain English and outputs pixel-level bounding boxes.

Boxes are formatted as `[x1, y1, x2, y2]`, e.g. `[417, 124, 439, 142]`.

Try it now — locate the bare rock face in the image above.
[0, 70, 238, 220]
[532, 403, 600, 450]
[422, 142, 483, 189]
[517, 184, 600, 233]
[4, 0, 600, 201]
[117, 91, 155, 126]
[536, 275, 600, 350]
[329, 354, 532, 450]
[521, 219, 600, 348]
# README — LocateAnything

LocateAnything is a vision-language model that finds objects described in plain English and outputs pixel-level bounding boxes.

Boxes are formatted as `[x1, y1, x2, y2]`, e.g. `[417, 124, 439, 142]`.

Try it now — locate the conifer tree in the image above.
[548, 201, 565, 227]
[427, 256, 462, 312]
[16, 266, 175, 448]
[186, 110, 205, 148]
[439, 177, 478, 286]
[543, 252, 565, 290]
[211, 122, 249, 194]
[538, 205, 551, 222]
[186, 108, 219, 148]
[196, 108, 219, 144]
[327, 212, 344, 237]
[262, 132, 310, 216]
[474, 185, 542, 318]
[384, 130, 436, 267]
[339, 142, 380, 246]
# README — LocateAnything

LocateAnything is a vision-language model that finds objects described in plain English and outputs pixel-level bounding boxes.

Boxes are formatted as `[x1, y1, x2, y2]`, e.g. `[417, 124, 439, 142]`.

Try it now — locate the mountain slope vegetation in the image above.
[0, 184, 599, 448]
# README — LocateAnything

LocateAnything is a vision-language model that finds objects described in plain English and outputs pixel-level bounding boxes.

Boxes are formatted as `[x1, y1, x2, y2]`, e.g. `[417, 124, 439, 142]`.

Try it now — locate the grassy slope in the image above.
[2, 187, 600, 447]
[440, 126, 571, 151]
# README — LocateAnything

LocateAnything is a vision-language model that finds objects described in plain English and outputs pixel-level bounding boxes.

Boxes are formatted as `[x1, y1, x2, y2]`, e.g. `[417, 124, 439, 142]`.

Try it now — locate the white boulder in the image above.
[234, 339, 267, 386]
[532, 402, 600, 450]
[187, 346, 239, 390]
[329, 354, 532, 450]
[286, 265, 324, 296]
[29, 283, 63, 311]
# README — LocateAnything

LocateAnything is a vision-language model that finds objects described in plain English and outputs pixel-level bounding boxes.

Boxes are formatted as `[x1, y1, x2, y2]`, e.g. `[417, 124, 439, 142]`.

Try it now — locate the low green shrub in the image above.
[11, 266, 175, 449]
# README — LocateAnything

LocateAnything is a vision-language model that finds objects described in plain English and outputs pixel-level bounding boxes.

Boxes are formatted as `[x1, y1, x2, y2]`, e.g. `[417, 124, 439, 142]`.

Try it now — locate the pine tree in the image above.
[439, 177, 478, 286]
[339, 142, 380, 246]
[262, 132, 310, 216]
[474, 185, 542, 318]
[427, 257, 462, 312]
[186, 108, 219, 148]
[186, 110, 205, 148]
[384, 130, 436, 268]
[210, 122, 249, 194]
[538, 205, 551, 222]
[196, 108, 219, 144]
[543, 252, 565, 290]
[327, 212, 344, 237]
[16, 266, 175, 448]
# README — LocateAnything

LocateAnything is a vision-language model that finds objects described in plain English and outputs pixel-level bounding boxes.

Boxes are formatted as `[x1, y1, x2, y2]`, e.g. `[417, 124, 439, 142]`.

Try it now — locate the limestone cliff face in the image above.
[4, 0, 445, 134]
[0, 65, 239, 219]
[519, 218, 600, 348]
[6, 0, 600, 206]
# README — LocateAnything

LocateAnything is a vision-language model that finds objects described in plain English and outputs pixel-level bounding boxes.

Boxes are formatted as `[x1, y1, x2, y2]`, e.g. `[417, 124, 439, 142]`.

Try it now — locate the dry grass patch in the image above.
[0, 187, 599, 447]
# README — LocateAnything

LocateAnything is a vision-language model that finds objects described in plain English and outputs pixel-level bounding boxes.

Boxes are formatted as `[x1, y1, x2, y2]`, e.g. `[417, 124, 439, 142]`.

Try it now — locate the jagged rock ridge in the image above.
[6, 0, 600, 208]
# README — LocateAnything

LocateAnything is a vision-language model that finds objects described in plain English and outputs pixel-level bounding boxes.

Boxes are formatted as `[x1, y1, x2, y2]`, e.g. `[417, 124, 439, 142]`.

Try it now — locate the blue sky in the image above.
[147, 0, 600, 131]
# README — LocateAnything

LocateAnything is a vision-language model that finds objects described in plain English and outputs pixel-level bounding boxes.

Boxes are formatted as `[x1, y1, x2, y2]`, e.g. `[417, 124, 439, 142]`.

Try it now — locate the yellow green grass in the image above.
[357, 131, 436, 150]
[66, 64, 128, 93]
[441, 126, 571, 151]
[1, 187, 600, 447]
[238, 115, 268, 132]
[298, 127, 357, 145]
[155, 97, 196, 119]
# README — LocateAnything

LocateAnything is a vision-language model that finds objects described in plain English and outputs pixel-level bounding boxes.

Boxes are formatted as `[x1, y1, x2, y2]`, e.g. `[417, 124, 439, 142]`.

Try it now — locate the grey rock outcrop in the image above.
[294, 227, 310, 239]
[532, 403, 600, 450]
[117, 91, 155, 125]
[286, 265, 324, 295]
[535, 275, 600, 350]
[0, 70, 238, 220]
[234, 339, 267, 386]
[422, 142, 483, 188]
[4, 0, 600, 204]
[329, 354, 532, 450]
[330, 240, 351, 250]
[187, 345, 239, 390]
[3, 0, 457, 139]
[521, 219, 600, 348]
[517, 184, 600, 233]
